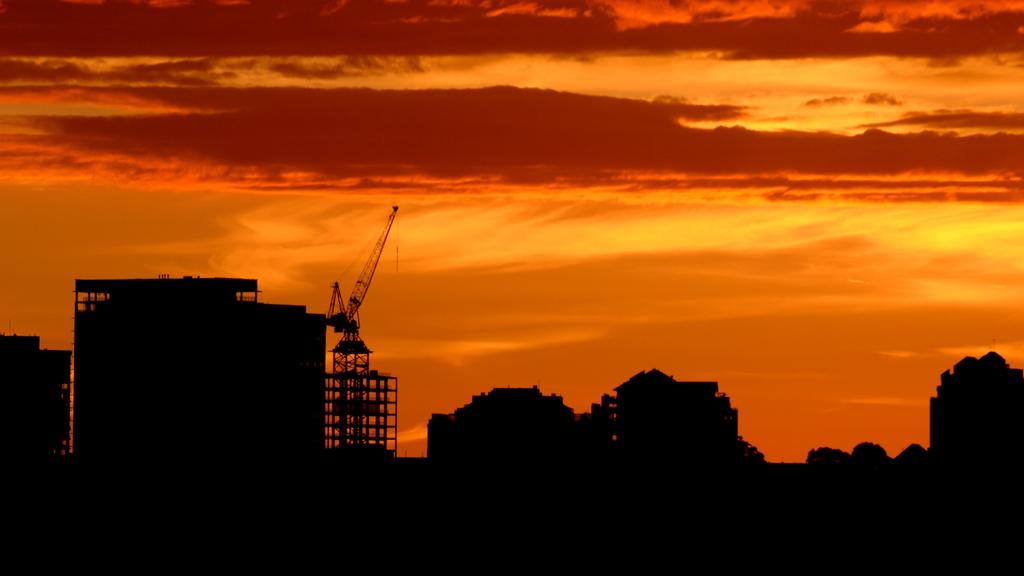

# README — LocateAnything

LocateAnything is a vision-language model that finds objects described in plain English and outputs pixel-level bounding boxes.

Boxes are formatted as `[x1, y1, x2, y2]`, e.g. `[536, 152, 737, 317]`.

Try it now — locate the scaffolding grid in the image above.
[325, 371, 398, 453]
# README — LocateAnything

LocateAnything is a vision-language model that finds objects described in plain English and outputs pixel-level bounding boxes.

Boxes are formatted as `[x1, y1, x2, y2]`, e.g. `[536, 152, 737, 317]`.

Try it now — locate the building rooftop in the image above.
[75, 276, 261, 308]
[0, 334, 42, 353]
[76, 276, 257, 293]
[615, 369, 718, 393]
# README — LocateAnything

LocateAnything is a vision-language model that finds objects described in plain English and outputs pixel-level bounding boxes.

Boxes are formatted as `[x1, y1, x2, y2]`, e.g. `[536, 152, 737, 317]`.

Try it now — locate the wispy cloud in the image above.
[375, 329, 606, 365]
[5, 86, 1024, 195]
[397, 423, 429, 444]
[841, 397, 927, 407]
[2, 0, 1024, 59]
[863, 109, 1024, 131]
[878, 350, 918, 359]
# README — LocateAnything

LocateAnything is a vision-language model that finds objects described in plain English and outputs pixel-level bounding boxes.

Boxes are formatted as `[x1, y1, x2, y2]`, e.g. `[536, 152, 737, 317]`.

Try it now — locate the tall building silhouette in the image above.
[611, 369, 739, 464]
[0, 335, 71, 461]
[428, 386, 576, 463]
[73, 277, 324, 463]
[931, 351, 1024, 465]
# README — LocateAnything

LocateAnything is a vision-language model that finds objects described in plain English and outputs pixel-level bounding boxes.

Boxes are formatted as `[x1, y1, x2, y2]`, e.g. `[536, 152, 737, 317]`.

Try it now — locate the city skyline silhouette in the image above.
[3, 274, 1018, 468]
[4, 1, 1024, 463]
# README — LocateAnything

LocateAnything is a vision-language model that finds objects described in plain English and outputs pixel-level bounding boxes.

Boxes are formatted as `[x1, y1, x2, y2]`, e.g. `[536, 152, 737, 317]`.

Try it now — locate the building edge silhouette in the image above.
[0, 334, 71, 461]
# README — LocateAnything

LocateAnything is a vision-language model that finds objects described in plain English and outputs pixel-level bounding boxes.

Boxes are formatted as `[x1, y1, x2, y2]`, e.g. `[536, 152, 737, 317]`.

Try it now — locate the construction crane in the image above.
[327, 204, 399, 342]
[324, 205, 399, 452]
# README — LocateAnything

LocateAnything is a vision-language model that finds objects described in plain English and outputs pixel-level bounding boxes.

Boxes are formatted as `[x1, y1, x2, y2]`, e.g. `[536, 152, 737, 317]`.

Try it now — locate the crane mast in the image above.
[324, 205, 399, 454]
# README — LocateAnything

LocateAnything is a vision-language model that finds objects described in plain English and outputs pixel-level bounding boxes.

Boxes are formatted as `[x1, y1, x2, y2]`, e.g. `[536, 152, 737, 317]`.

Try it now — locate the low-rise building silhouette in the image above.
[894, 443, 928, 466]
[931, 351, 1024, 465]
[428, 369, 756, 466]
[577, 393, 617, 459]
[0, 335, 71, 461]
[611, 369, 740, 464]
[428, 386, 576, 463]
[73, 277, 324, 463]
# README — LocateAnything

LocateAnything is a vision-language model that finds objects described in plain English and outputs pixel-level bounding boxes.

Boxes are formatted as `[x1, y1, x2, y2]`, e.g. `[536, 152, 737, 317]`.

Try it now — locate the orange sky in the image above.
[3, 0, 1024, 461]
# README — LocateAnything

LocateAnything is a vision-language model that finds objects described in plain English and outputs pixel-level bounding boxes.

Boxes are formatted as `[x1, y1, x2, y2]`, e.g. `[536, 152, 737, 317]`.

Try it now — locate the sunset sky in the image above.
[4, 0, 1024, 461]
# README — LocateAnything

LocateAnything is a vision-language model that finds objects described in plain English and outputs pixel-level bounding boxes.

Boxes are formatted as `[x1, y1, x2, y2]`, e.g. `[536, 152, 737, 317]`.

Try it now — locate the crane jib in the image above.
[327, 205, 399, 328]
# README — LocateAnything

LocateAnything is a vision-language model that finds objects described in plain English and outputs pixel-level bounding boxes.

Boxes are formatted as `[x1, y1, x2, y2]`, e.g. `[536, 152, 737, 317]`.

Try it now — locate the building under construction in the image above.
[73, 277, 325, 463]
[324, 365, 397, 455]
[324, 206, 399, 456]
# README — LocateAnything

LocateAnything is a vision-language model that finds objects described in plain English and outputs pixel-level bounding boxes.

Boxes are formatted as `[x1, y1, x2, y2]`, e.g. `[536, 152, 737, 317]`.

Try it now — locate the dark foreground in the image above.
[11, 458, 1024, 567]
[16, 457, 1020, 511]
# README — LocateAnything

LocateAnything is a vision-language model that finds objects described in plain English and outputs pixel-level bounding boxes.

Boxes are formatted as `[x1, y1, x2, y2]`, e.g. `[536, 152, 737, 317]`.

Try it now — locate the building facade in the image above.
[73, 277, 324, 463]
[931, 351, 1024, 465]
[612, 369, 740, 464]
[428, 386, 576, 463]
[0, 335, 71, 460]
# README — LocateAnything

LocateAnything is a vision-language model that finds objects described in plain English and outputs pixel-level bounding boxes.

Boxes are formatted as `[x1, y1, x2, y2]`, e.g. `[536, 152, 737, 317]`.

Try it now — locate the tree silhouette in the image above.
[806, 447, 850, 465]
[738, 437, 766, 464]
[850, 442, 890, 467]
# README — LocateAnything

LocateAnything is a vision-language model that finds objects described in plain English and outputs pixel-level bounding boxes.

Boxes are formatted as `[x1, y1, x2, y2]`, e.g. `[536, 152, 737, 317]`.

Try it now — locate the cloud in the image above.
[878, 350, 918, 359]
[0, 56, 424, 87]
[266, 56, 425, 79]
[0, 58, 91, 83]
[1, 0, 1024, 59]
[376, 329, 606, 365]
[15, 86, 1024, 193]
[805, 96, 851, 107]
[845, 19, 899, 33]
[938, 340, 1024, 362]
[858, 1, 1024, 29]
[804, 93, 901, 108]
[840, 396, 926, 406]
[863, 109, 1024, 130]
[593, 0, 809, 29]
[397, 423, 429, 443]
[485, 1, 580, 18]
[320, 0, 349, 16]
[0, 58, 233, 86]
[862, 92, 901, 105]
